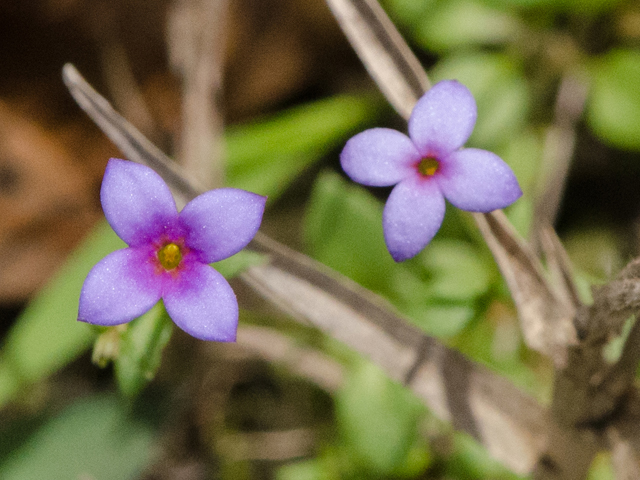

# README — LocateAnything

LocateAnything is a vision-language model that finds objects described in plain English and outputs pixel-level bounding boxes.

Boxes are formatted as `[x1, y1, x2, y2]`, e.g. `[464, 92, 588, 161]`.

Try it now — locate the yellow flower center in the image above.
[418, 157, 439, 177]
[158, 243, 182, 270]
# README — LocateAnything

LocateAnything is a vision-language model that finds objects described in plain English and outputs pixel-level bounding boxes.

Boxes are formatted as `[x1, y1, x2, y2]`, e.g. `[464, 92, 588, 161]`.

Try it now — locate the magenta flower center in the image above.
[158, 243, 182, 270]
[417, 157, 439, 177]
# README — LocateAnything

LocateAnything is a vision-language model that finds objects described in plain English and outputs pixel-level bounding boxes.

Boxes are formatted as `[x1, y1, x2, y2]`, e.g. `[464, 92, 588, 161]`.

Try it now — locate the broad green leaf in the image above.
[304, 171, 398, 294]
[1, 221, 124, 391]
[0, 395, 155, 480]
[587, 49, 640, 151]
[389, 268, 475, 338]
[431, 53, 530, 148]
[226, 95, 379, 200]
[415, 0, 519, 52]
[406, 304, 475, 338]
[0, 363, 19, 408]
[420, 239, 494, 301]
[115, 302, 173, 397]
[336, 361, 423, 476]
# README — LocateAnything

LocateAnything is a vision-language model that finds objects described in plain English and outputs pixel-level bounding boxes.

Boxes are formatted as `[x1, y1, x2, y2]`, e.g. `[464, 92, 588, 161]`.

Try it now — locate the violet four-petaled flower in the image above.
[78, 158, 266, 341]
[340, 80, 522, 262]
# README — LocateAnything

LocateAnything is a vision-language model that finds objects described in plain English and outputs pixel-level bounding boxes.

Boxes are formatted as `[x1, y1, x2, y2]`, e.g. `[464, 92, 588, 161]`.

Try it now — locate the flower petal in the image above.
[78, 247, 162, 326]
[408, 80, 477, 158]
[436, 148, 522, 212]
[340, 128, 420, 186]
[179, 188, 266, 263]
[101, 158, 179, 247]
[163, 263, 238, 341]
[383, 178, 446, 262]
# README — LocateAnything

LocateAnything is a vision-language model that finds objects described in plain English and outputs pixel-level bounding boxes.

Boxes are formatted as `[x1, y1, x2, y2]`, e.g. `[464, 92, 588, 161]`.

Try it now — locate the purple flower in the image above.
[78, 158, 266, 341]
[340, 80, 522, 262]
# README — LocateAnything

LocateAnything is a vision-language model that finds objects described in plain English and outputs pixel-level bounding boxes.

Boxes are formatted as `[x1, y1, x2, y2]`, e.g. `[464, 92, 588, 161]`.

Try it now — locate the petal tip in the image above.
[202, 331, 237, 343]
[382, 180, 446, 264]
[179, 188, 267, 263]
[409, 79, 478, 156]
[178, 322, 238, 342]
[390, 250, 412, 263]
[387, 238, 432, 262]
[163, 264, 239, 342]
[340, 128, 418, 187]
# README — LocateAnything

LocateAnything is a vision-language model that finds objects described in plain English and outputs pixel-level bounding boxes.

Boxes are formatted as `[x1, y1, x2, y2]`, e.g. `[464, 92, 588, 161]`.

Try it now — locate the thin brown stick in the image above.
[325, 0, 430, 120]
[475, 212, 577, 367]
[538, 225, 583, 313]
[168, 0, 227, 188]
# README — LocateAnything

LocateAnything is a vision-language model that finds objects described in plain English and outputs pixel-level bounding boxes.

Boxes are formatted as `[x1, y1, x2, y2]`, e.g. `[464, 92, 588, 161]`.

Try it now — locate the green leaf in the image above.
[587, 49, 640, 151]
[415, 0, 520, 52]
[431, 53, 530, 148]
[420, 239, 493, 301]
[226, 95, 379, 200]
[115, 302, 173, 397]
[336, 362, 423, 476]
[1, 221, 125, 396]
[304, 171, 399, 294]
[0, 395, 155, 480]
[406, 304, 475, 338]
[0, 363, 19, 408]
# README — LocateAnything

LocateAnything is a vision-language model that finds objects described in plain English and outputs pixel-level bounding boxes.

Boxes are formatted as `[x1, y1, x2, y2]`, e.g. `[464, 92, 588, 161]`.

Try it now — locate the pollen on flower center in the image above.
[418, 157, 439, 177]
[158, 243, 182, 270]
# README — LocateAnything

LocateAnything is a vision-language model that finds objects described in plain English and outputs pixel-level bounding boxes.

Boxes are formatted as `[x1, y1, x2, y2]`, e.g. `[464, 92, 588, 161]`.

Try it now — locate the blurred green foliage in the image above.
[0, 395, 156, 480]
[3, 0, 640, 478]
[587, 49, 640, 151]
[0, 221, 124, 408]
[226, 94, 380, 200]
